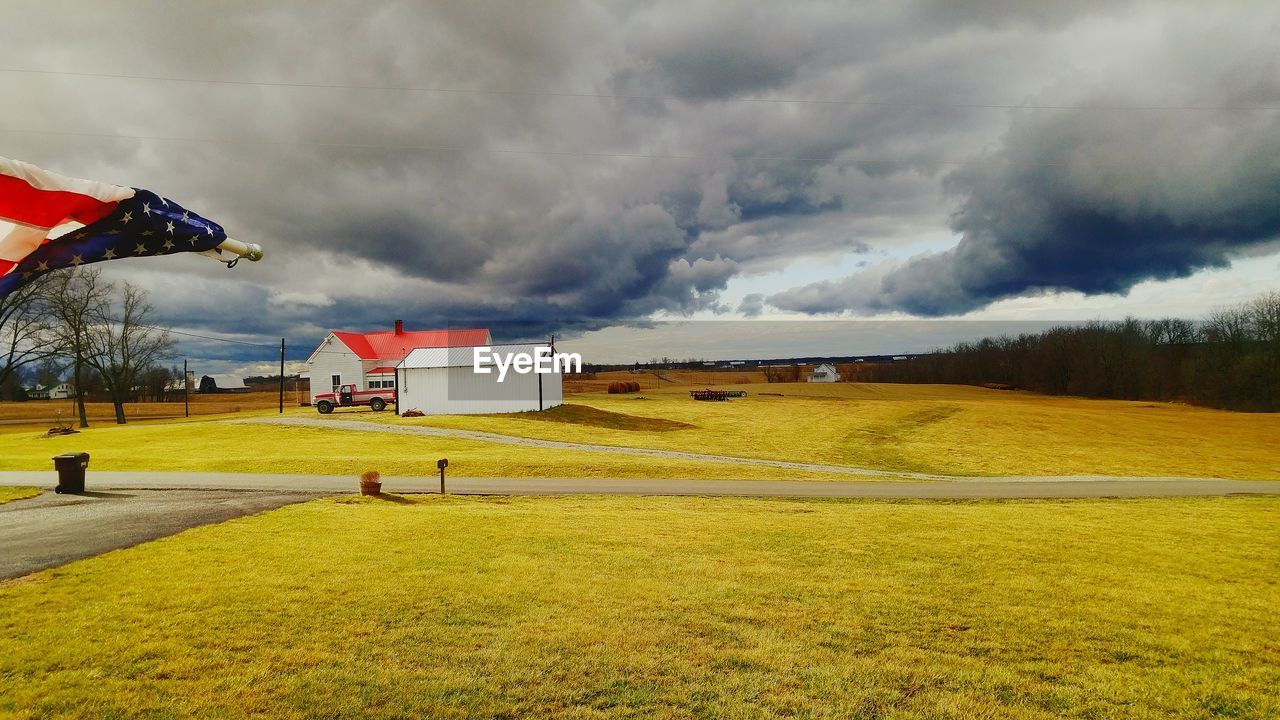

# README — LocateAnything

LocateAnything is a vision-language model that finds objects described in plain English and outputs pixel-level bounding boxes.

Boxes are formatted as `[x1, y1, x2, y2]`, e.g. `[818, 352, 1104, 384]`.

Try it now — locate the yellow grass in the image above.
[357, 382, 1280, 479]
[1, 495, 1276, 718]
[0, 486, 38, 504]
[0, 419, 863, 482]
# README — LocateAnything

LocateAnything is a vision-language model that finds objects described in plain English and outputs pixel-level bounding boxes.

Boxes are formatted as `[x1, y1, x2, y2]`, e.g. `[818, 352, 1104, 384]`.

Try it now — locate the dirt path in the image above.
[228, 416, 1246, 483]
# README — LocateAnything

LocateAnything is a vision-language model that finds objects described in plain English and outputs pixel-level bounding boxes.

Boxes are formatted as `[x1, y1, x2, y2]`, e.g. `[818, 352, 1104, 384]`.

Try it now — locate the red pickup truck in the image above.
[314, 384, 395, 414]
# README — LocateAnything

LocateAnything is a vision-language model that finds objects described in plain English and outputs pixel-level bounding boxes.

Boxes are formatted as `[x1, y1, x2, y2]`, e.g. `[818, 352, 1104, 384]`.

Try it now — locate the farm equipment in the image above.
[314, 384, 395, 414]
[689, 389, 747, 401]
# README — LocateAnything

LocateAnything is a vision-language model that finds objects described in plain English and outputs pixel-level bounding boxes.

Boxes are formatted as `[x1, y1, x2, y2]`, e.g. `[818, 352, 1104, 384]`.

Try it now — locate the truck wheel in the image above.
[317, 400, 333, 414]
[370, 398, 386, 412]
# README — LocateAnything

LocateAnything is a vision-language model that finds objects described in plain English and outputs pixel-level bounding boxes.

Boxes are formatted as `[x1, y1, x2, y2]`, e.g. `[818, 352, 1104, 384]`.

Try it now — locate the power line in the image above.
[3, 66, 1277, 112]
[0, 126, 1228, 169]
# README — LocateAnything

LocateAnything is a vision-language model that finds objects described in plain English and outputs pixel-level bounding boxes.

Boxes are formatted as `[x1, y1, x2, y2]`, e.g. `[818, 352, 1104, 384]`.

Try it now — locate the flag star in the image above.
[21, 272, 31, 280]
[121, 211, 133, 224]
[106, 229, 122, 236]
[181, 210, 190, 223]
[142, 202, 151, 216]
[36, 261, 49, 271]
[70, 255, 83, 266]
[102, 249, 116, 260]
[206, 225, 215, 236]
[166, 221, 176, 234]
[188, 235, 198, 246]
[162, 238, 175, 250]
[134, 243, 148, 254]
[159, 197, 169, 207]
[142, 229, 155, 236]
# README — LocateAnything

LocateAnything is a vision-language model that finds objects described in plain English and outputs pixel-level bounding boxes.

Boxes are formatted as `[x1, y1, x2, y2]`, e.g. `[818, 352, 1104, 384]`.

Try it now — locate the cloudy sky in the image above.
[4, 1, 1279, 372]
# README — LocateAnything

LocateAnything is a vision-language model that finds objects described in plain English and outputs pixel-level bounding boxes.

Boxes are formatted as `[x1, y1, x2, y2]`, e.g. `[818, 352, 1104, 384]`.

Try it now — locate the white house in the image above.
[808, 363, 840, 383]
[305, 321, 492, 402]
[395, 343, 564, 416]
[26, 382, 76, 399]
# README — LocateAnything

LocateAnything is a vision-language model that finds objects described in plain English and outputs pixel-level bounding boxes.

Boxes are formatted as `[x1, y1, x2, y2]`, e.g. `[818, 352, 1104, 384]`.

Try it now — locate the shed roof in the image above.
[398, 343, 551, 370]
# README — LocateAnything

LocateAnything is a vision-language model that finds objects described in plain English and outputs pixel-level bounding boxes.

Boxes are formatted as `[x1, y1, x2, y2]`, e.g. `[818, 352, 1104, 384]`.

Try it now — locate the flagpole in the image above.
[216, 238, 264, 261]
[278, 339, 285, 414]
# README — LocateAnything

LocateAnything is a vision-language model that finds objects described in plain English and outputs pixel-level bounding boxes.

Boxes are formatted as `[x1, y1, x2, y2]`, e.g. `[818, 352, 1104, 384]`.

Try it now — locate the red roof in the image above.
[331, 328, 491, 361]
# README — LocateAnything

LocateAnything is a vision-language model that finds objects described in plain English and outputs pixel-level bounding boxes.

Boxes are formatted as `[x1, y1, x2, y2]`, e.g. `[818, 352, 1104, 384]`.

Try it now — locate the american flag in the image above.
[0, 156, 229, 299]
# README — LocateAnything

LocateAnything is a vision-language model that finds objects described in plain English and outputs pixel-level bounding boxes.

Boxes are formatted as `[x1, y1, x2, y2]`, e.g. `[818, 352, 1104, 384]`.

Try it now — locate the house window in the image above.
[331, 374, 341, 392]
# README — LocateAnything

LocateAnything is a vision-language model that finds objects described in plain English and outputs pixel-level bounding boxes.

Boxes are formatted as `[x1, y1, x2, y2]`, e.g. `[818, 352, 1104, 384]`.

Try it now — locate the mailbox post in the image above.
[437, 458, 449, 494]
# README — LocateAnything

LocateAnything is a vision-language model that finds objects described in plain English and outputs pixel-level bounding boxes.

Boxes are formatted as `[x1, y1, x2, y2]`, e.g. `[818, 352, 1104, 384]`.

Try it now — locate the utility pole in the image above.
[278, 338, 285, 414]
[183, 358, 189, 418]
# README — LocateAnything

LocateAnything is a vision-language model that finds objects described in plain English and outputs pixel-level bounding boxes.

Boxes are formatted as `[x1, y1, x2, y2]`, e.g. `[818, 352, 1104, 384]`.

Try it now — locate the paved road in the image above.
[231, 417, 1266, 483]
[0, 488, 320, 580]
[3, 471, 1278, 499]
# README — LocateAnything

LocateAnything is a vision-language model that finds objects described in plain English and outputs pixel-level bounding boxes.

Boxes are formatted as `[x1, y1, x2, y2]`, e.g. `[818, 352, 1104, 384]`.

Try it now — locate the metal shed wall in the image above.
[396, 364, 564, 416]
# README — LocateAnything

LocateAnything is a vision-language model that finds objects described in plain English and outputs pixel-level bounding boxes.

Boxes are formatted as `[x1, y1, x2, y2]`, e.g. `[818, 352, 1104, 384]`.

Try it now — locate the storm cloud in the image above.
[2, 0, 1278, 369]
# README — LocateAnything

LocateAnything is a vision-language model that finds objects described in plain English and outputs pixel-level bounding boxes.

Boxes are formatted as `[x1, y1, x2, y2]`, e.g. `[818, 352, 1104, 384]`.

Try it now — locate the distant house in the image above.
[305, 320, 491, 402]
[26, 382, 76, 399]
[808, 363, 840, 383]
[198, 375, 249, 394]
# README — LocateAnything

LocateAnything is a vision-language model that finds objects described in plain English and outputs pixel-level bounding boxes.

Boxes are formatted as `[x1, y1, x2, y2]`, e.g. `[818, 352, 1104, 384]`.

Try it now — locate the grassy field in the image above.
[355, 382, 1280, 479]
[0, 486, 38, 504]
[2, 382, 1276, 480]
[1, 494, 1276, 718]
[0, 417, 864, 482]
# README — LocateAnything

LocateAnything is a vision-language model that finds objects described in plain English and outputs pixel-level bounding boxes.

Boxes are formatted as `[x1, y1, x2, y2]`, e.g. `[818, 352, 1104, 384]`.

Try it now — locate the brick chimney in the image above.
[394, 319, 404, 335]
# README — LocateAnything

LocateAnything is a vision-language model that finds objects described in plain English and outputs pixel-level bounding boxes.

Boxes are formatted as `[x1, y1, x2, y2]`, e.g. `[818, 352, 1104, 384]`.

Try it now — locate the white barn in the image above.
[396, 343, 564, 416]
[305, 321, 491, 402]
[808, 363, 841, 383]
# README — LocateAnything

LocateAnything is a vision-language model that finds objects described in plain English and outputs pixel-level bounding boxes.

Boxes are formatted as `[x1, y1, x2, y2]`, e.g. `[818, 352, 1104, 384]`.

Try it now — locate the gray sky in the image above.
[3, 1, 1278, 372]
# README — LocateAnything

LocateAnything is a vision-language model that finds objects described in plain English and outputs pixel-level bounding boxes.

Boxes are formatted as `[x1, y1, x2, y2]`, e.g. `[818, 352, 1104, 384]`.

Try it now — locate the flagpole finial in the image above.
[218, 238, 264, 262]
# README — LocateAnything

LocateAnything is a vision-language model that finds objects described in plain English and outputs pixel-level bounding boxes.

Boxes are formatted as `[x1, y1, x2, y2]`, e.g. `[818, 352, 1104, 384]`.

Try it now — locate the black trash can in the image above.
[52, 452, 90, 494]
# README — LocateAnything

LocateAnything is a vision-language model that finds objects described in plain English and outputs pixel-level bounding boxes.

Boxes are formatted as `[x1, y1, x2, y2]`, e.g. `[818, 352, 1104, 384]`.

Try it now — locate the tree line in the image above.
[850, 292, 1280, 412]
[0, 267, 174, 426]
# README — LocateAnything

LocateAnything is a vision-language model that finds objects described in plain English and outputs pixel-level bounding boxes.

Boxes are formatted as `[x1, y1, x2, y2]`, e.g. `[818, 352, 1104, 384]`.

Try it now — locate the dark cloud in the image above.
[771, 6, 1280, 316]
[737, 293, 765, 317]
[3, 0, 1277, 349]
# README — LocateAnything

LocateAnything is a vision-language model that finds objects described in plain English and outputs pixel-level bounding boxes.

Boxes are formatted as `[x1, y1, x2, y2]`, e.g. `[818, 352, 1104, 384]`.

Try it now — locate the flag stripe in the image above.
[0, 222, 53, 263]
[0, 173, 121, 229]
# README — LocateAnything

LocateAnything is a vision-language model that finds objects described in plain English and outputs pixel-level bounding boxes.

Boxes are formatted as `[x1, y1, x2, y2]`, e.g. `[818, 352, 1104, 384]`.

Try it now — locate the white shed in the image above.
[808, 363, 840, 383]
[396, 343, 564, 416]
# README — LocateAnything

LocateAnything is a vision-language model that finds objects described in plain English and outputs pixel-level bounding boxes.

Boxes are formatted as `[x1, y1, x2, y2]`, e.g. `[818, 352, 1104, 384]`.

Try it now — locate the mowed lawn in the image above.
[0, 486, 38, 504]
[359, 383, 1280, 479]
[1, 495, 1277, 718]
[0, 419, 863, 482]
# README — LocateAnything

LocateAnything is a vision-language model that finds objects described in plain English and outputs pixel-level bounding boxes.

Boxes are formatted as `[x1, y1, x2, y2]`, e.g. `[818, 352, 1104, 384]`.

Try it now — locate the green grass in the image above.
[2, 495, 1277, 718]
[0, 486, 38, 504]
[0, 419, 865, 482]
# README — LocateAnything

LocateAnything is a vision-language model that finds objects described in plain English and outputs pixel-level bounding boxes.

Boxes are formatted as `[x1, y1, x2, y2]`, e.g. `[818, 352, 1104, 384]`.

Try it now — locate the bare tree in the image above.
[84, 282, 174, 424]
[46, 268, 112, 427]
[0, 275, 58, 400]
